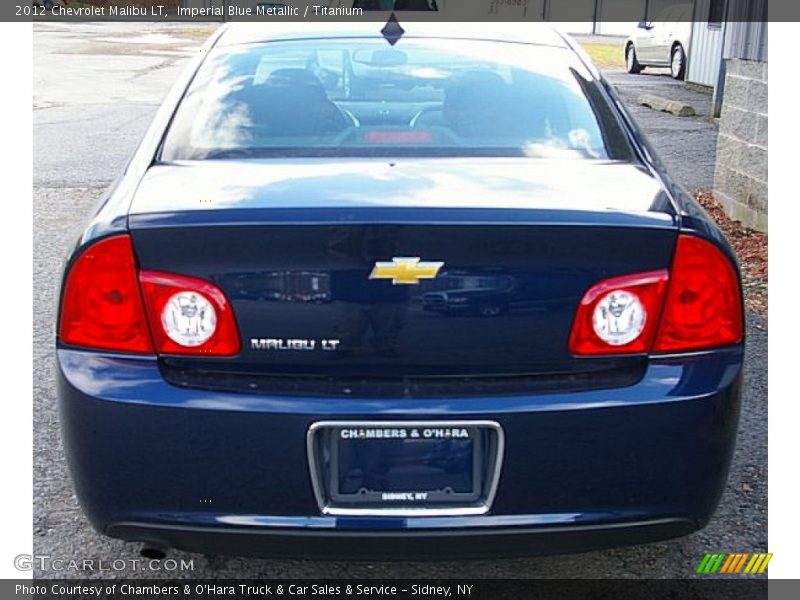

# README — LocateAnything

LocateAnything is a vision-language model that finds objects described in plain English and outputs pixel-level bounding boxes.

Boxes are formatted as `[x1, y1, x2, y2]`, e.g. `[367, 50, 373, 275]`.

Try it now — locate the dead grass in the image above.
[580, 43, 625, 70]
[171, 26, 218, 41]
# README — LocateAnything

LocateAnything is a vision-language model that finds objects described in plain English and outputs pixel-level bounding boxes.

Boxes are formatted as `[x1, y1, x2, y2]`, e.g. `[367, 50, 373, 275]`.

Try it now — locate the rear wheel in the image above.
[626, 44, 642, 74]
[670, 45, 686, 80]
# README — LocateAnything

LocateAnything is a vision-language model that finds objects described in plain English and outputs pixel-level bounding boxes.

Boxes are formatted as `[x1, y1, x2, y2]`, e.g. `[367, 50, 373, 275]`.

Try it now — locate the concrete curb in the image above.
[638, 94, 696, 117]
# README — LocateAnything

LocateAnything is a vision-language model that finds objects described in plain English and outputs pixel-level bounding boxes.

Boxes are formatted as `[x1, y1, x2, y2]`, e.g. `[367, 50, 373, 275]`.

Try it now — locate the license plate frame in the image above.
[307, 420, 504, 517]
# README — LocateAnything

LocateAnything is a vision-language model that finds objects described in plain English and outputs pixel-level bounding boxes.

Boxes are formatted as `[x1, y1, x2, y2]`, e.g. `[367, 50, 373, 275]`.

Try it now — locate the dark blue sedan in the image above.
[56, 24, 743, 559]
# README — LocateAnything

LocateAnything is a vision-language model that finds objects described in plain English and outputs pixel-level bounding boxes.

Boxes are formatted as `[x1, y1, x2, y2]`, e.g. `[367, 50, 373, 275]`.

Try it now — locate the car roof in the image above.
[216, 22, 571, 49]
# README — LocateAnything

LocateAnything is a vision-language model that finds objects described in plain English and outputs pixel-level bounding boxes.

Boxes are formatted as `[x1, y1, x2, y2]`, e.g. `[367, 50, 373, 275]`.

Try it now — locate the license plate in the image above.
[307, 421, 504, 516]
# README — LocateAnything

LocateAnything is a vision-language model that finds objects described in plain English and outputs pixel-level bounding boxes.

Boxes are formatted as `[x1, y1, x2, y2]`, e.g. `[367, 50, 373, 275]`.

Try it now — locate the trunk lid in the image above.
[129, 158, 677, 381]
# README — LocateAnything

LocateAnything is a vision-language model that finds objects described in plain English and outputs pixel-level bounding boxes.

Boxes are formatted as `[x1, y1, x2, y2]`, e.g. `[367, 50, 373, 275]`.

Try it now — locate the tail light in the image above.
[59, 236, 153, 353]
[568, 270, 669, 355]
[653, 235, 743, 352]
[59, 234, 240, 356]
[139, 271, 240, 356]
[569, 234, 743, 355]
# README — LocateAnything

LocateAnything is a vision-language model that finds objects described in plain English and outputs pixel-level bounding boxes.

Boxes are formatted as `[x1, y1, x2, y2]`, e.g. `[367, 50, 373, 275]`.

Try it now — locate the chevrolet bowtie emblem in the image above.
[369, 257, 444, 285]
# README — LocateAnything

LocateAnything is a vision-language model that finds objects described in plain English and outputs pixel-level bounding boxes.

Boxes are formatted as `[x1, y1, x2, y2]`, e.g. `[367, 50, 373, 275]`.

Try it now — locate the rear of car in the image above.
[56, 25, 743, 558]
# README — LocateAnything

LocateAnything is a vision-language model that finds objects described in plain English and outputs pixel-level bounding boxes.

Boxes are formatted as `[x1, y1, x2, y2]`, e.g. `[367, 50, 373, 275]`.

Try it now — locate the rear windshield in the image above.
[160, 38, 631, 161]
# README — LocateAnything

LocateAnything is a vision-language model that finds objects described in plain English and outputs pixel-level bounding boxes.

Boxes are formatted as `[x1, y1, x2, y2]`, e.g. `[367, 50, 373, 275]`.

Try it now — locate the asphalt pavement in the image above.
[604, 69, 720, 191]
[32, 24, 767, 579]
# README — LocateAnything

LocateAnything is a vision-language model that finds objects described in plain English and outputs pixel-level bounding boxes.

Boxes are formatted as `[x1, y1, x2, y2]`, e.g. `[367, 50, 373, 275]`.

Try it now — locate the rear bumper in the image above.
[57, 346, 742, 558]
[108, 518, 696, 560]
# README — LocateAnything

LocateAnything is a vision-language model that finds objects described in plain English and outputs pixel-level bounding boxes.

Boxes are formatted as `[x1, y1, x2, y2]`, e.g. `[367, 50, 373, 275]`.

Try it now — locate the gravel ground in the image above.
[604, 70, 719, 191]
[32, 24, 767, 579]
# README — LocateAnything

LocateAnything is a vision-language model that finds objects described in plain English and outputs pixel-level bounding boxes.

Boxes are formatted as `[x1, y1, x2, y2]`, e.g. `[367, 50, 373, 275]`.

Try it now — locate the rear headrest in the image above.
[244, 78, 349, 136]
[442, 69, 550, 140]
[266, 68, 325, 90]
[444, 70, 508, 108]
[443, 71, 513, 137]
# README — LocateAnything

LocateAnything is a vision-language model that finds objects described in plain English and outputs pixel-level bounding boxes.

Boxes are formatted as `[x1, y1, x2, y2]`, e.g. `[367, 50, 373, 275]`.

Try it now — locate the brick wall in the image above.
[713, 59, 768, 232]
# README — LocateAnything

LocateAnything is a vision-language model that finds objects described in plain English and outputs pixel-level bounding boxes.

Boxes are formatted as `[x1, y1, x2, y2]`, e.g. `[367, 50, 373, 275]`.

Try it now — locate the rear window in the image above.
[160, 38, 631, 161]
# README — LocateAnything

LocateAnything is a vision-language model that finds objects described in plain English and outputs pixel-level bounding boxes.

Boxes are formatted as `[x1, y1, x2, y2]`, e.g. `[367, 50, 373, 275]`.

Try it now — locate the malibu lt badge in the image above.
[250, 338, 341, 351]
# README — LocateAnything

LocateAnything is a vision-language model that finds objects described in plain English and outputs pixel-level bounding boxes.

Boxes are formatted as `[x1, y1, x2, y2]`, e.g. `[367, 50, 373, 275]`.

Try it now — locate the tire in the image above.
[625, 44, 642, 74]
[671, 45, 686, 80]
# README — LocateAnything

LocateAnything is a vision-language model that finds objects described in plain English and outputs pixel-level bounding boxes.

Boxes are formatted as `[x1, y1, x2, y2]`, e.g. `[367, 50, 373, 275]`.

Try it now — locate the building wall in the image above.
[725, 1, 768, 62]
[687, 20, 723, 87]
[725, 20, 768, 62]
[713, 58, 768, 232]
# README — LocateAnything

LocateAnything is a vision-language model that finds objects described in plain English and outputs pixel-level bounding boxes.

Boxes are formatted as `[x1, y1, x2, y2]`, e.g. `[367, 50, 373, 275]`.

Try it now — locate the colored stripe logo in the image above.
[697, 552, 772, 574]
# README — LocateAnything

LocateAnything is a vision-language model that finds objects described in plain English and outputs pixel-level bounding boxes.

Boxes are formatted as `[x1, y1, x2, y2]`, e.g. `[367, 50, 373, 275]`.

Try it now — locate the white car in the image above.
[625, 3, 693, 79]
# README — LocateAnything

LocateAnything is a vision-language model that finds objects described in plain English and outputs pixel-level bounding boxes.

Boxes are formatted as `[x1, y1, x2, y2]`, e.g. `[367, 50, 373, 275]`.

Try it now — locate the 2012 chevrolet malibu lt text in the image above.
[56, 24, 743, 559]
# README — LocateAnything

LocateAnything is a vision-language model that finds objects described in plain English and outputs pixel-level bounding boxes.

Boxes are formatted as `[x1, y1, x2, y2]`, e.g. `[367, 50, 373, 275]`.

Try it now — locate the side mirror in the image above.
[637, 20, 652, 30]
